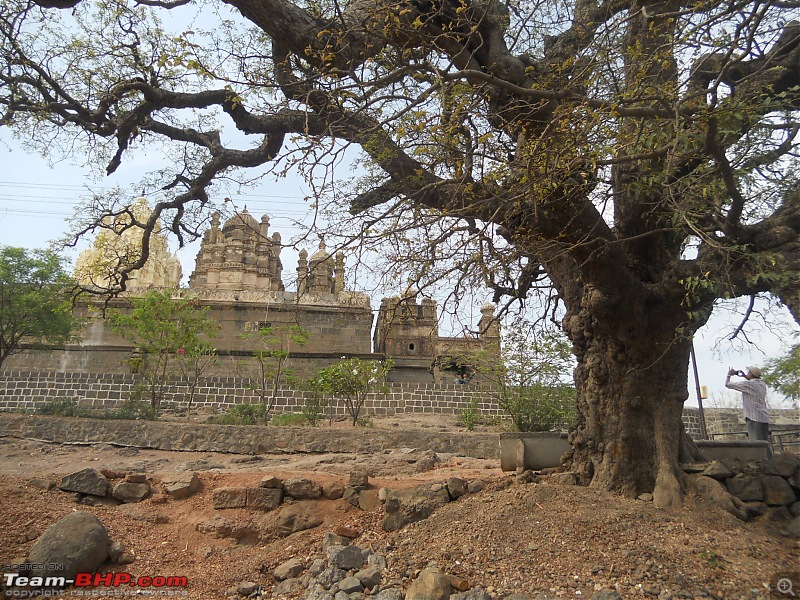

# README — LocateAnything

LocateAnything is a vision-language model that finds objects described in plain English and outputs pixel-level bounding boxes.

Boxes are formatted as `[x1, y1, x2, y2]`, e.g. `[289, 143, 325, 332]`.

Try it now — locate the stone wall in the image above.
[0, 371, 502, 419]
[0, 413, 500, 458]
[1, 371, 797, 436]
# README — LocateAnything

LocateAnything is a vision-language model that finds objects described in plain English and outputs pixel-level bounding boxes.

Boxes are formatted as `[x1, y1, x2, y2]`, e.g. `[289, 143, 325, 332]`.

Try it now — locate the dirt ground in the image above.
[0, 414, 797, 600]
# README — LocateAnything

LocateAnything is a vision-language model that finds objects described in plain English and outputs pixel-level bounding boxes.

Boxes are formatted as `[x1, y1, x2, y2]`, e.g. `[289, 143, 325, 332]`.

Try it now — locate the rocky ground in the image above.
[0, 414, 797, 600]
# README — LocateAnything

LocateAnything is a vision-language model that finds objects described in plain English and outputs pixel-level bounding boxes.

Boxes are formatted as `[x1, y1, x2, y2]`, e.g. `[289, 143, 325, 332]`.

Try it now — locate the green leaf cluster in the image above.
[0, 246, 81, 369]
[309, 357, 393, 425]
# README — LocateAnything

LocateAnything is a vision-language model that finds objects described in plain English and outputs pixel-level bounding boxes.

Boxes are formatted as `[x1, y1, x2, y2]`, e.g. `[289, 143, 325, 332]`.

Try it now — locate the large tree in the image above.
[2, 0, 799, 505]
[0, 246, 80, 369]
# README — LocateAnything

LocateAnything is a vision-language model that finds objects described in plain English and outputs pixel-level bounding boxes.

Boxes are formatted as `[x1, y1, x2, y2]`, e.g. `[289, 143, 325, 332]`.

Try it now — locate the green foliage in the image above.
[301, 386, 329, 427]
[458, 398, 481, 431]
[270, 412, 307, 426]
[239, 324, 309, 423]
[763, 339, 800, 401]
[100, 397, 157, 421]
[219, 403, 265, 425]
[479, 322, 576, 432]
[36, 398, 82, 417]
[35, 395, 156, 420]
[109, 290, 217, 410]
[310, 357, 393, 425]
[0, 246, 81, 369]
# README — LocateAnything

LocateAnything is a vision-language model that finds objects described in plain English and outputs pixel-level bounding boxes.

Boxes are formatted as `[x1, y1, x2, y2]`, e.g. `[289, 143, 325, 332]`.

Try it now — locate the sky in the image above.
[1, 131, 798, 410]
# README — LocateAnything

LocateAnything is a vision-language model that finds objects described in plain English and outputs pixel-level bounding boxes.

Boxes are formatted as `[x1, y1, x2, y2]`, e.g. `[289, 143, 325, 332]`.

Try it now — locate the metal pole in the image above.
[690, 342, 708, 440]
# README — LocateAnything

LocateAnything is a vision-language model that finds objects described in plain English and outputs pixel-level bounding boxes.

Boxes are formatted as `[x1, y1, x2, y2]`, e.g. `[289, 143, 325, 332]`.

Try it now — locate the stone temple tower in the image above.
[189, 209, 284, 292]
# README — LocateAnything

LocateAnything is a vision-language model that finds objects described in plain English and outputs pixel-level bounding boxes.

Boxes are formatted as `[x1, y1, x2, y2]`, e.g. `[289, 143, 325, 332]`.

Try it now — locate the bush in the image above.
[270, 412, 306, 426]
[219, 403, 265, 425]
[458, 398, 481, 431]
[36, 398, 83, 417]
[101, 398, 157, 421]
[500, 384, 576, 432]
[301, 393, 328, 427]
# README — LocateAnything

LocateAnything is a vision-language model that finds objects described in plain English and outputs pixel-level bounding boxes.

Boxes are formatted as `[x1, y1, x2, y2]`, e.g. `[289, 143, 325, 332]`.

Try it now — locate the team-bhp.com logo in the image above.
[3, 571, 188, 597]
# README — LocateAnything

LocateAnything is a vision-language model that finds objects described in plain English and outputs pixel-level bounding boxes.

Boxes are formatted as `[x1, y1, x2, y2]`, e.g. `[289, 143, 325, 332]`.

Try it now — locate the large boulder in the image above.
[111, 482, 151, 503]
[760, 475, 798, 506]
[725, 475, 763, 502]
[383, 486, 451, 531]
[26, 511, 109, 580]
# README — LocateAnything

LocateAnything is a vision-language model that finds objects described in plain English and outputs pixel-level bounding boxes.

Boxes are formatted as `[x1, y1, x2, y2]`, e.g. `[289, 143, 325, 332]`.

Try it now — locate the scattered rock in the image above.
[349, 471, 370, 490]
[358, 489, 382, 511]
[213, 486, 249, 509]
[272, 505, 323, 537]
[446, 477, 467, 499]
[323, 480, 346, 500]
[323, 532, 351, 550]
[162, 472, 200, 499]
[108, 541, 126, 563]
[760, 475, 797, 506]
[637, 493, 653, 502]
[81, 495, 121, 507]
[338, 576, 365, 594]
[284, 477, 323, 499]
[765, 454, 800, 478]
[58, 468, 110, 497]
[235, 581, 261, 597]
[787, 516, 800, 538]
[702, 462, 734, 480]
[273, 578, 305, 596]
[112, 481, 151, 503]
[383, 486, 451, 531]
[333, 525, 360, 539]
[405, 566, 451, 600]
[725, 476, 763, 502]
[248, 487, 284, 511]
[327, 545, 365, 570]
[274, 558, 305, 581]
[260, 475, 284, 489]
[125, 473, 148, 483]
[451, 589, 491, 600]
[355, 565, 382, 590]
[26, 511, 109, 580]
[28, 477, 55, 491]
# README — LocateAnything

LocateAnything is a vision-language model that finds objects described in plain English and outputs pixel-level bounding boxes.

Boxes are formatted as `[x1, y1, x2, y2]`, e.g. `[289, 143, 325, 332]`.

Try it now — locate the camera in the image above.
[735, 370, 746, 377]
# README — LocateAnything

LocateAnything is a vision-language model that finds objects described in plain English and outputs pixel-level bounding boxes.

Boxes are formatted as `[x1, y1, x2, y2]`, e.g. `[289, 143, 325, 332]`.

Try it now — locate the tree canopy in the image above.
[0, 246, 80, 368]
[2, 0, 799, 505]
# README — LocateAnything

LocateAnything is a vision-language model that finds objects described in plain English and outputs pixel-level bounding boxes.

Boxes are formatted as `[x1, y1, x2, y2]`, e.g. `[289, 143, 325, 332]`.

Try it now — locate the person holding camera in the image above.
[725, 366, 773, 458]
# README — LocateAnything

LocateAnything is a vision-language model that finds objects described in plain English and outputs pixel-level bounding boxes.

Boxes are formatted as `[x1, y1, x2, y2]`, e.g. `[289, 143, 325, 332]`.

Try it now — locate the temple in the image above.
[12, 204, 500, 382]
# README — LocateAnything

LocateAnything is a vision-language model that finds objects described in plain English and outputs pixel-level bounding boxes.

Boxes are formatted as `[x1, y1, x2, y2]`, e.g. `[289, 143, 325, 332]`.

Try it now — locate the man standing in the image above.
[725, 366, 772, 457]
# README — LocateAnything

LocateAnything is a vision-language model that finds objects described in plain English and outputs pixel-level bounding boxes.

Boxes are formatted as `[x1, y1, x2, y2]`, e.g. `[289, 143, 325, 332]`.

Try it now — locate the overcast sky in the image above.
[1, 131, 797, 409]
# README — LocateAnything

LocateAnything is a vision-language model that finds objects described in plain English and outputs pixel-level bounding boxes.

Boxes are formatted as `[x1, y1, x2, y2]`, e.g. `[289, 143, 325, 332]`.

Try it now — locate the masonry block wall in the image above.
[0, 371, 503, 419]
[1, 371, 797, 434]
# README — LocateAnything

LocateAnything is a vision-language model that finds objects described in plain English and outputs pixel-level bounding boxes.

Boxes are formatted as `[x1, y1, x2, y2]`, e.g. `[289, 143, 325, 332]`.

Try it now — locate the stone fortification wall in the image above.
[0, 413, 500, 458]
[1, 372, 797, 438]
[0, 371, 501, 419]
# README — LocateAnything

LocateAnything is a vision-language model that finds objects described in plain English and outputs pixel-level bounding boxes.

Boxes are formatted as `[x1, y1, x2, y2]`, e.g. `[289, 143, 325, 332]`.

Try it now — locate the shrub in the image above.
[219, 403, 265, 425]
[458, 398, 481, 431]
[36, 398, 83, 417]
[271, 412, 306, 426]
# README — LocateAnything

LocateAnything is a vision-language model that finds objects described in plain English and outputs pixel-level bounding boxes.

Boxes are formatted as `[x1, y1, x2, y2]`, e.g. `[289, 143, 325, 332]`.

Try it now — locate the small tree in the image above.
[176, 344, 218, 415]
[481, 323, 576, 432]
[311, 357, 393, 426]
[763, 339, 800, 405]
[239, 324, 309, 423]
[109, 290, 217, 410]
[0, 246, 81, 369]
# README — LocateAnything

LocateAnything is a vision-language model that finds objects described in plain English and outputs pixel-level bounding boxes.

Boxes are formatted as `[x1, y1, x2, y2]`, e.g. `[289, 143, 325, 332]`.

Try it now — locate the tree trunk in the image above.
[563, 302, 692, 509]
